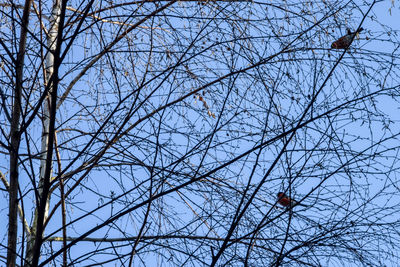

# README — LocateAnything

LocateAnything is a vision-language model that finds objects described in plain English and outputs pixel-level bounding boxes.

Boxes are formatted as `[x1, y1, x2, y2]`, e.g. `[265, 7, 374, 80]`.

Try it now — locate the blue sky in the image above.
[1, 1, 400, 266]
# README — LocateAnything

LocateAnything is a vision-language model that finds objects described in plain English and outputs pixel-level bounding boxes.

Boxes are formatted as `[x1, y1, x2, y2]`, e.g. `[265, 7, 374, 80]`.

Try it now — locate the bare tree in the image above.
[1, 0, 400, 266]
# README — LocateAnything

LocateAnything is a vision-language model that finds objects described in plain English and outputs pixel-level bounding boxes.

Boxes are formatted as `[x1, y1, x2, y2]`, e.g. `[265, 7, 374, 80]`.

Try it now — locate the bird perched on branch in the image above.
[331, 28, 363, 49]
[277, 192, 307, 208]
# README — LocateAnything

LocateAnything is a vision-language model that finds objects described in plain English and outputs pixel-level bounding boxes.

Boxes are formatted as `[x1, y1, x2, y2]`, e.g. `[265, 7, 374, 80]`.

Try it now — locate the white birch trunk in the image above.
[24, 1, 61, 265]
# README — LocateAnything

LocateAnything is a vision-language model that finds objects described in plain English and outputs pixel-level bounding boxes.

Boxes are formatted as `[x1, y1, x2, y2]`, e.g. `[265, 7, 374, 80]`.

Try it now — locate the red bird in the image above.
[277, 192, 306, 208]
[331, 28, 363, 49]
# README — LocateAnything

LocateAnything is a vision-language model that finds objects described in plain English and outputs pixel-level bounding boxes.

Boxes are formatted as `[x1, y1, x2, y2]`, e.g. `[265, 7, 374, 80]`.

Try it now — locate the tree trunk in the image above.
[7, 1, 33, 266]
[24, 0, 61, 266]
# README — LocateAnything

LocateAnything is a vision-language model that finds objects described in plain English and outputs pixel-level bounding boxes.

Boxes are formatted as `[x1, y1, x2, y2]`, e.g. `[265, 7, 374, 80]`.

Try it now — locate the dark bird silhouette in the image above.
[277, 192, 307, 208]
[331, 28, 363, 49]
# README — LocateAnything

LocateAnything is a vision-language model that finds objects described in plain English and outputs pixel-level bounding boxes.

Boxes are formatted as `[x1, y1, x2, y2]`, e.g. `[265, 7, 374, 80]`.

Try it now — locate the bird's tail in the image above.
[347, 27, 364, 35]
